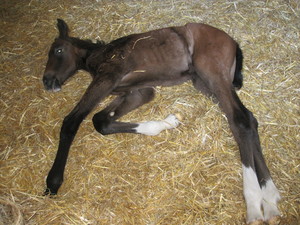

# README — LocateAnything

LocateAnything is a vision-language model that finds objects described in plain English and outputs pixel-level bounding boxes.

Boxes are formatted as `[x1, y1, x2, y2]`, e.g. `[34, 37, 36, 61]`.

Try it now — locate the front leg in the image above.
[45, 113, 84, 195]
[45, 77, 117, 195]
[92, 88, 181, 136]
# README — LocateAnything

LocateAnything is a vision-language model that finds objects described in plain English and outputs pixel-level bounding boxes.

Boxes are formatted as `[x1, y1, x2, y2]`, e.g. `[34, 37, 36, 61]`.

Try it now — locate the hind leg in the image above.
[192, 65, 280, 224]
[228, 91, 280, 224]
[93, 88, 180, 136]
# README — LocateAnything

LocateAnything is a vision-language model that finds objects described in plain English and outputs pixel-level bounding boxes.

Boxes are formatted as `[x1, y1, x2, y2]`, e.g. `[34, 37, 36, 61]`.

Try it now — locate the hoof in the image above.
[43, 188, 57, 196]
[267, 215, 281, 225]
[164, 114, 181, 128]
[248, 219, 264, 225]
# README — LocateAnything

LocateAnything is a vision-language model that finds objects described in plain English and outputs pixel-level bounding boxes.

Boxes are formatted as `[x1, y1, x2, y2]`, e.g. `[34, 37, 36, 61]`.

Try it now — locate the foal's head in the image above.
[43, 19, 82, 92]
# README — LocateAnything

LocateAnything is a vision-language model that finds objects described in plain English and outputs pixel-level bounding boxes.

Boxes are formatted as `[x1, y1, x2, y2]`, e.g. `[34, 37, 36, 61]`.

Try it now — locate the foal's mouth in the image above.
[43, 77, 62, 92]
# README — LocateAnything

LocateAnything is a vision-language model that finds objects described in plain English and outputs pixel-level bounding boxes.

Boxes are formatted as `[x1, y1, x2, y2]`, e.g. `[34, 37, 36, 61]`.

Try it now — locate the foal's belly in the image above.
[115, 27, 193, 92]
[119, 69, 191, 89]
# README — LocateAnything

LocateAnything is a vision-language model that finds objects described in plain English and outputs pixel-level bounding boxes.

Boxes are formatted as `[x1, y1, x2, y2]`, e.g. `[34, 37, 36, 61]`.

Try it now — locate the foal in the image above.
[42, 19, 280, 224]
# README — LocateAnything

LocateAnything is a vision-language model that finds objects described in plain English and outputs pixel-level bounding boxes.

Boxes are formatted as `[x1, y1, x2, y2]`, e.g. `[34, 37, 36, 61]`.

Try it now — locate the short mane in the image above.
[70, 37, 106, 51]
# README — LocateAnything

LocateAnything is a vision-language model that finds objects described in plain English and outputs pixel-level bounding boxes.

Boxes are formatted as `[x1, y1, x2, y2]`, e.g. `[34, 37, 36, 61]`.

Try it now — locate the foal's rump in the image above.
[186, 23, 239, 89]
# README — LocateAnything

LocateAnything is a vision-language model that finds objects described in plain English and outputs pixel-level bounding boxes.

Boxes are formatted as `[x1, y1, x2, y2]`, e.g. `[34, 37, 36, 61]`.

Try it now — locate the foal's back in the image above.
[102, 23, 237, 93]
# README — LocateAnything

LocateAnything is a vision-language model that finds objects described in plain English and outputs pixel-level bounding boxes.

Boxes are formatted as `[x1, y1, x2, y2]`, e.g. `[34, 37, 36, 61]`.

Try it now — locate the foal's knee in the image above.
[92, 113, 110, 135]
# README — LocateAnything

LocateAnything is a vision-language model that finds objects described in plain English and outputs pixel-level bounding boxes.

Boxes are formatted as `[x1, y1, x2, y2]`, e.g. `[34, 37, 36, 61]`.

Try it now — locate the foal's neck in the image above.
[71, 37, 106, 72]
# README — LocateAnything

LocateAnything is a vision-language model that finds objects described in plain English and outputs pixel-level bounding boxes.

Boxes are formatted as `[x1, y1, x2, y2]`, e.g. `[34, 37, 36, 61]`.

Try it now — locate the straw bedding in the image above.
[0, 0, 299, 224]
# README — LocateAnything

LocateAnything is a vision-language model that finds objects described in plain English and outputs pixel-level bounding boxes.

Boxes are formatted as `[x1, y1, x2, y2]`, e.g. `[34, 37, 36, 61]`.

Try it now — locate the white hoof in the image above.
[163, 114, 181, 128]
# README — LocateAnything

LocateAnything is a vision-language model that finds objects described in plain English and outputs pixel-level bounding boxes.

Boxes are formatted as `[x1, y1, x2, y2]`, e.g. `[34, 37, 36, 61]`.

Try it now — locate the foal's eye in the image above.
[55, 48, 63, 55]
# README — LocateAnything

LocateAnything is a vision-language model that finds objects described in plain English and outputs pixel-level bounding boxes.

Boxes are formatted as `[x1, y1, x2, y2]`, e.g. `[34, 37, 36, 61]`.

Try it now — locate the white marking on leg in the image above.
[262, 179, 281, 222]
[135, 114, 180, 136]
[242, 165, 264, 223]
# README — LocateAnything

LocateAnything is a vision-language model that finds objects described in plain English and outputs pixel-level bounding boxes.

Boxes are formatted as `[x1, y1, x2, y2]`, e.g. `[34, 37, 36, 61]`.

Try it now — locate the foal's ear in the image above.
[57, 19, 69, 39]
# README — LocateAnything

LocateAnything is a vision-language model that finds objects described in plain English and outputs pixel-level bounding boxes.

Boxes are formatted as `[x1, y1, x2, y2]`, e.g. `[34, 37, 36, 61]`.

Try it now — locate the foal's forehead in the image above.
[51, 38, 71, 48]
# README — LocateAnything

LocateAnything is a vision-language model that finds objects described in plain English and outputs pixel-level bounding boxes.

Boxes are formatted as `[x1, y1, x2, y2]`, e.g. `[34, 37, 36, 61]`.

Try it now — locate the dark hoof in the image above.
[43, 188, 57, 196]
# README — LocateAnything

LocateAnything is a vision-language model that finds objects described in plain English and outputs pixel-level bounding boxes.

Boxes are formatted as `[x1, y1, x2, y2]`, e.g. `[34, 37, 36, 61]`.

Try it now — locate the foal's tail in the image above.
[233, 44, 244, 90]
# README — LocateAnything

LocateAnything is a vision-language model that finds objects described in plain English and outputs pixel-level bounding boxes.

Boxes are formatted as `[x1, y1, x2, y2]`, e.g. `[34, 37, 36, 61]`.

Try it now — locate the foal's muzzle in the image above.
[43, 76, 61, 92]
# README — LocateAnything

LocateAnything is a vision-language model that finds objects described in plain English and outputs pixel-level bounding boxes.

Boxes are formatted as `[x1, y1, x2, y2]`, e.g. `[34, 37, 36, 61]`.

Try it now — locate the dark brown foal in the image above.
[42, 19, 280, 224]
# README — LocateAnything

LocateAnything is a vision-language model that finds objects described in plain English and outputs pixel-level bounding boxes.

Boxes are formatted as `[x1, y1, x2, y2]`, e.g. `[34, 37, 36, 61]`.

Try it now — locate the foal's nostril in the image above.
[43, 76, 49, 86]
[43, 76, 53, 88]
[43, 76, 49, 87]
